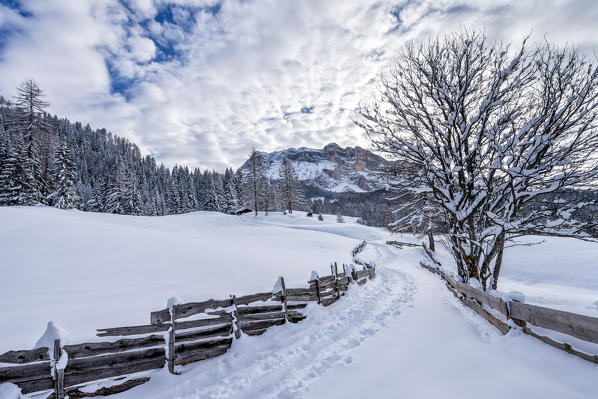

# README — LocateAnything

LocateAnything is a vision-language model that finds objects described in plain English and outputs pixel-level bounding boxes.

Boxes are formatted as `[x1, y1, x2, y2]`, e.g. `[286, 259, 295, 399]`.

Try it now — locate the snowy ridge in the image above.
[239, 143, 391, 192]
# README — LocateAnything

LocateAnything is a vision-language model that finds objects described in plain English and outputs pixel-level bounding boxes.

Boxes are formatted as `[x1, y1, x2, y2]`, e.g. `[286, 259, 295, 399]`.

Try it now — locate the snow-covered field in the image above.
[1, 207, 597, 398]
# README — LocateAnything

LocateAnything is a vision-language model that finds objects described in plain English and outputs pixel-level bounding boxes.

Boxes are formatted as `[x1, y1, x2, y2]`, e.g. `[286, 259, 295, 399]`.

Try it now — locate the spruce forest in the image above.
[0, 80, 307, 217]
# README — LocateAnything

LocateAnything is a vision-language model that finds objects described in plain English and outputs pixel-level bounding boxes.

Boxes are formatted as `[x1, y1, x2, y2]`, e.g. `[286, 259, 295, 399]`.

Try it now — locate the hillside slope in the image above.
[0, 207, 597, 398]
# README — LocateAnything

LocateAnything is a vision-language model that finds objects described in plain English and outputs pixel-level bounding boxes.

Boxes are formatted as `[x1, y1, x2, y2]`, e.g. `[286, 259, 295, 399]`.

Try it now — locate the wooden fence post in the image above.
[332, 263, 339, 298]
[168, 307, 176, 374]
[231, 295, 241, 339]
[508, 298, 527, 328]
[279, 277, 288, 322]
[309, 272, 321, 305]
[53, 339, 64, 399]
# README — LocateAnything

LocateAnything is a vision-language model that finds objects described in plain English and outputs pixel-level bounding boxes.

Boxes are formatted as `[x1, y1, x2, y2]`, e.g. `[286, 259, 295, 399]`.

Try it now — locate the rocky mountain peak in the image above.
[240, 143, 390, 192]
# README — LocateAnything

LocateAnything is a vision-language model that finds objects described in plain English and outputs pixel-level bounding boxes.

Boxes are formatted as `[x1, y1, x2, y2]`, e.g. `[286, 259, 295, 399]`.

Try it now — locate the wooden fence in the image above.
[417, 249, 598, 365]
[0, 262, 376, 398]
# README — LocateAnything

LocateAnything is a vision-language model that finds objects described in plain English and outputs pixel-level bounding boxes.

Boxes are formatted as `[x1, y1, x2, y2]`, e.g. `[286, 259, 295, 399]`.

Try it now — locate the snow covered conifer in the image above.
[336, 213, 344, 223]
[279, 158, 305, 213]
[47, 140, 78, 209]
[104, 160, 127, 214]
[233, 169, 245, 205]
[222, 178, 240, 214]
[243, 148, 267, 215]
[123, 169, 142, 215]
[0, 138, 22, 205]
[203, 173, 221, 212]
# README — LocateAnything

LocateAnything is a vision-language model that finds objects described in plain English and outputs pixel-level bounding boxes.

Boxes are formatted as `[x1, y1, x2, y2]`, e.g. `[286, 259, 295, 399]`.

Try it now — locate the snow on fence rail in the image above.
[417, 249, 598, 365]
[0, 262, 376, 398]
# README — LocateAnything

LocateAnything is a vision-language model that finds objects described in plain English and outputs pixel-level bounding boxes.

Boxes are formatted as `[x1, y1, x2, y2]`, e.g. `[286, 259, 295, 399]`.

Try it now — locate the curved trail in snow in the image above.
[119, 240, 598, 399]
[125, 243, 415, 399]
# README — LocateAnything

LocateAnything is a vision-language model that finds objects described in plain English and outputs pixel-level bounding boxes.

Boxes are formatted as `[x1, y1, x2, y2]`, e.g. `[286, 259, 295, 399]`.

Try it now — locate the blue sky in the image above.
[1, 0, 598, 170]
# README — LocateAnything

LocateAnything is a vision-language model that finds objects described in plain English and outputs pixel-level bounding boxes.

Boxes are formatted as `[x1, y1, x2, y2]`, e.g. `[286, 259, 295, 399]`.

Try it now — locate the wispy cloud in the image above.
[1, 0, 597, 170]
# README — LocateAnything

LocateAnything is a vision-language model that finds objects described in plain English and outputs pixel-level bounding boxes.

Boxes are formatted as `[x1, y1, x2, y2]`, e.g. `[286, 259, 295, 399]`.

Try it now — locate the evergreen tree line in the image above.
[305, 186, 393, 227]
[0, 80, 311, 216]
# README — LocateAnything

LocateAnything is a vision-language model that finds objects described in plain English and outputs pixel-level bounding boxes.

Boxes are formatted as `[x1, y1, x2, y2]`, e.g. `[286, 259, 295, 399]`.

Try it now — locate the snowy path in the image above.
[308, 243, 598, 399]
[117, 242, 597, 399]
[116, 245, 416, 398]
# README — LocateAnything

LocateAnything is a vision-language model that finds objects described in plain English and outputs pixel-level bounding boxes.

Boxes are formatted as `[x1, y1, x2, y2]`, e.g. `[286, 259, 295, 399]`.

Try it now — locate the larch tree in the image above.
[357, 30, 598, 290]
[279, 158, 305, 213]
[14, 79, 49, 203]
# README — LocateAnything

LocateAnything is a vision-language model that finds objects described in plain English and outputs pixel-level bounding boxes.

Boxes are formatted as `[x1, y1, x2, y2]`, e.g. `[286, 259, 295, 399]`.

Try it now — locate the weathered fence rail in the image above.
[417, 250, 598, 365]
[0, 261, 376, 398]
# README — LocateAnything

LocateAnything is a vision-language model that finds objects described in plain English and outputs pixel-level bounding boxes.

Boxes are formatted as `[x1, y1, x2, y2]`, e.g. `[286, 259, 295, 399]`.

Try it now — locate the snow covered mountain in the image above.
[240, 143, 391, 192]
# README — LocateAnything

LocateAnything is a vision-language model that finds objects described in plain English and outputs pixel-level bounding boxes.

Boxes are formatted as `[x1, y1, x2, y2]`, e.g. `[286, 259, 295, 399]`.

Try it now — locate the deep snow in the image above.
[0, 207, 597, 398]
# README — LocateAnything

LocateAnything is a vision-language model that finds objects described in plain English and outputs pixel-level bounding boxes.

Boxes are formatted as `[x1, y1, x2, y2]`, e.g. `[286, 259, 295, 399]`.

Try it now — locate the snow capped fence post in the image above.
[35, 322, 69, 399]
[332, 263, 339, 299]
[168, 307, 176, 374]
[230, 295, 241, 339]
[309, 271, 321, 304]
[166, 297, 183, 375]
[279, 277, 288, 322]
[53, 339, 64, 399]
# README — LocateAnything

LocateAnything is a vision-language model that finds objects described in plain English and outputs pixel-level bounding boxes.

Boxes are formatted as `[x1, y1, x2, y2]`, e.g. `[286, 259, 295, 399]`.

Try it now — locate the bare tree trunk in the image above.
[28, 104, 34, 159]
[427, 231, 435, 252]
[480, 230, 505, 290]
[491, 234, 505, 290]
[253, 182, 257, 216]
[252, 158, 258, 216]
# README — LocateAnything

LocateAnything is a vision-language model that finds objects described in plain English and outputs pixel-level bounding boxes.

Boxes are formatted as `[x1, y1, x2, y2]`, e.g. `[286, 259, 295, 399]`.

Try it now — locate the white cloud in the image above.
[1, 0, 598, 170]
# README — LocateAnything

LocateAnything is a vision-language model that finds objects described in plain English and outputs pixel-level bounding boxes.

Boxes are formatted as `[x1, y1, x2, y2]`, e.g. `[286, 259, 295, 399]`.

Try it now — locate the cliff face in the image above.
[239, 143, 391, 192]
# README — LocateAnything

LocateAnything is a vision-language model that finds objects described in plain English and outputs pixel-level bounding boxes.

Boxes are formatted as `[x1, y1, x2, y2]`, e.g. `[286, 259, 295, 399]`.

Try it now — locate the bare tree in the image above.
[357, 30, 598, 290]
[279, 158, 305, 213]
[14, 79, 49, 160]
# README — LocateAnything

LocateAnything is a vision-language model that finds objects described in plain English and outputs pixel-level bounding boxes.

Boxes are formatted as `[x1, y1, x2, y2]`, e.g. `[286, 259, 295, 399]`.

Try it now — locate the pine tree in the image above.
[222, 178, 240, 214]
[123, 168, 142, 215]
[233, 169, 245, 206]
[0, 137, 21, 205]
[336, 213, 345, 223]
[243, 148, 266, 215]
[105, 160, 127, 214]
[203, 173, 221, 212]
[19, 147, 41, 205]
[279, 158, 305, 213]
[0, 121, 7, 170]
[183, 170, 198, 211]
[47, 140, 79, 209]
